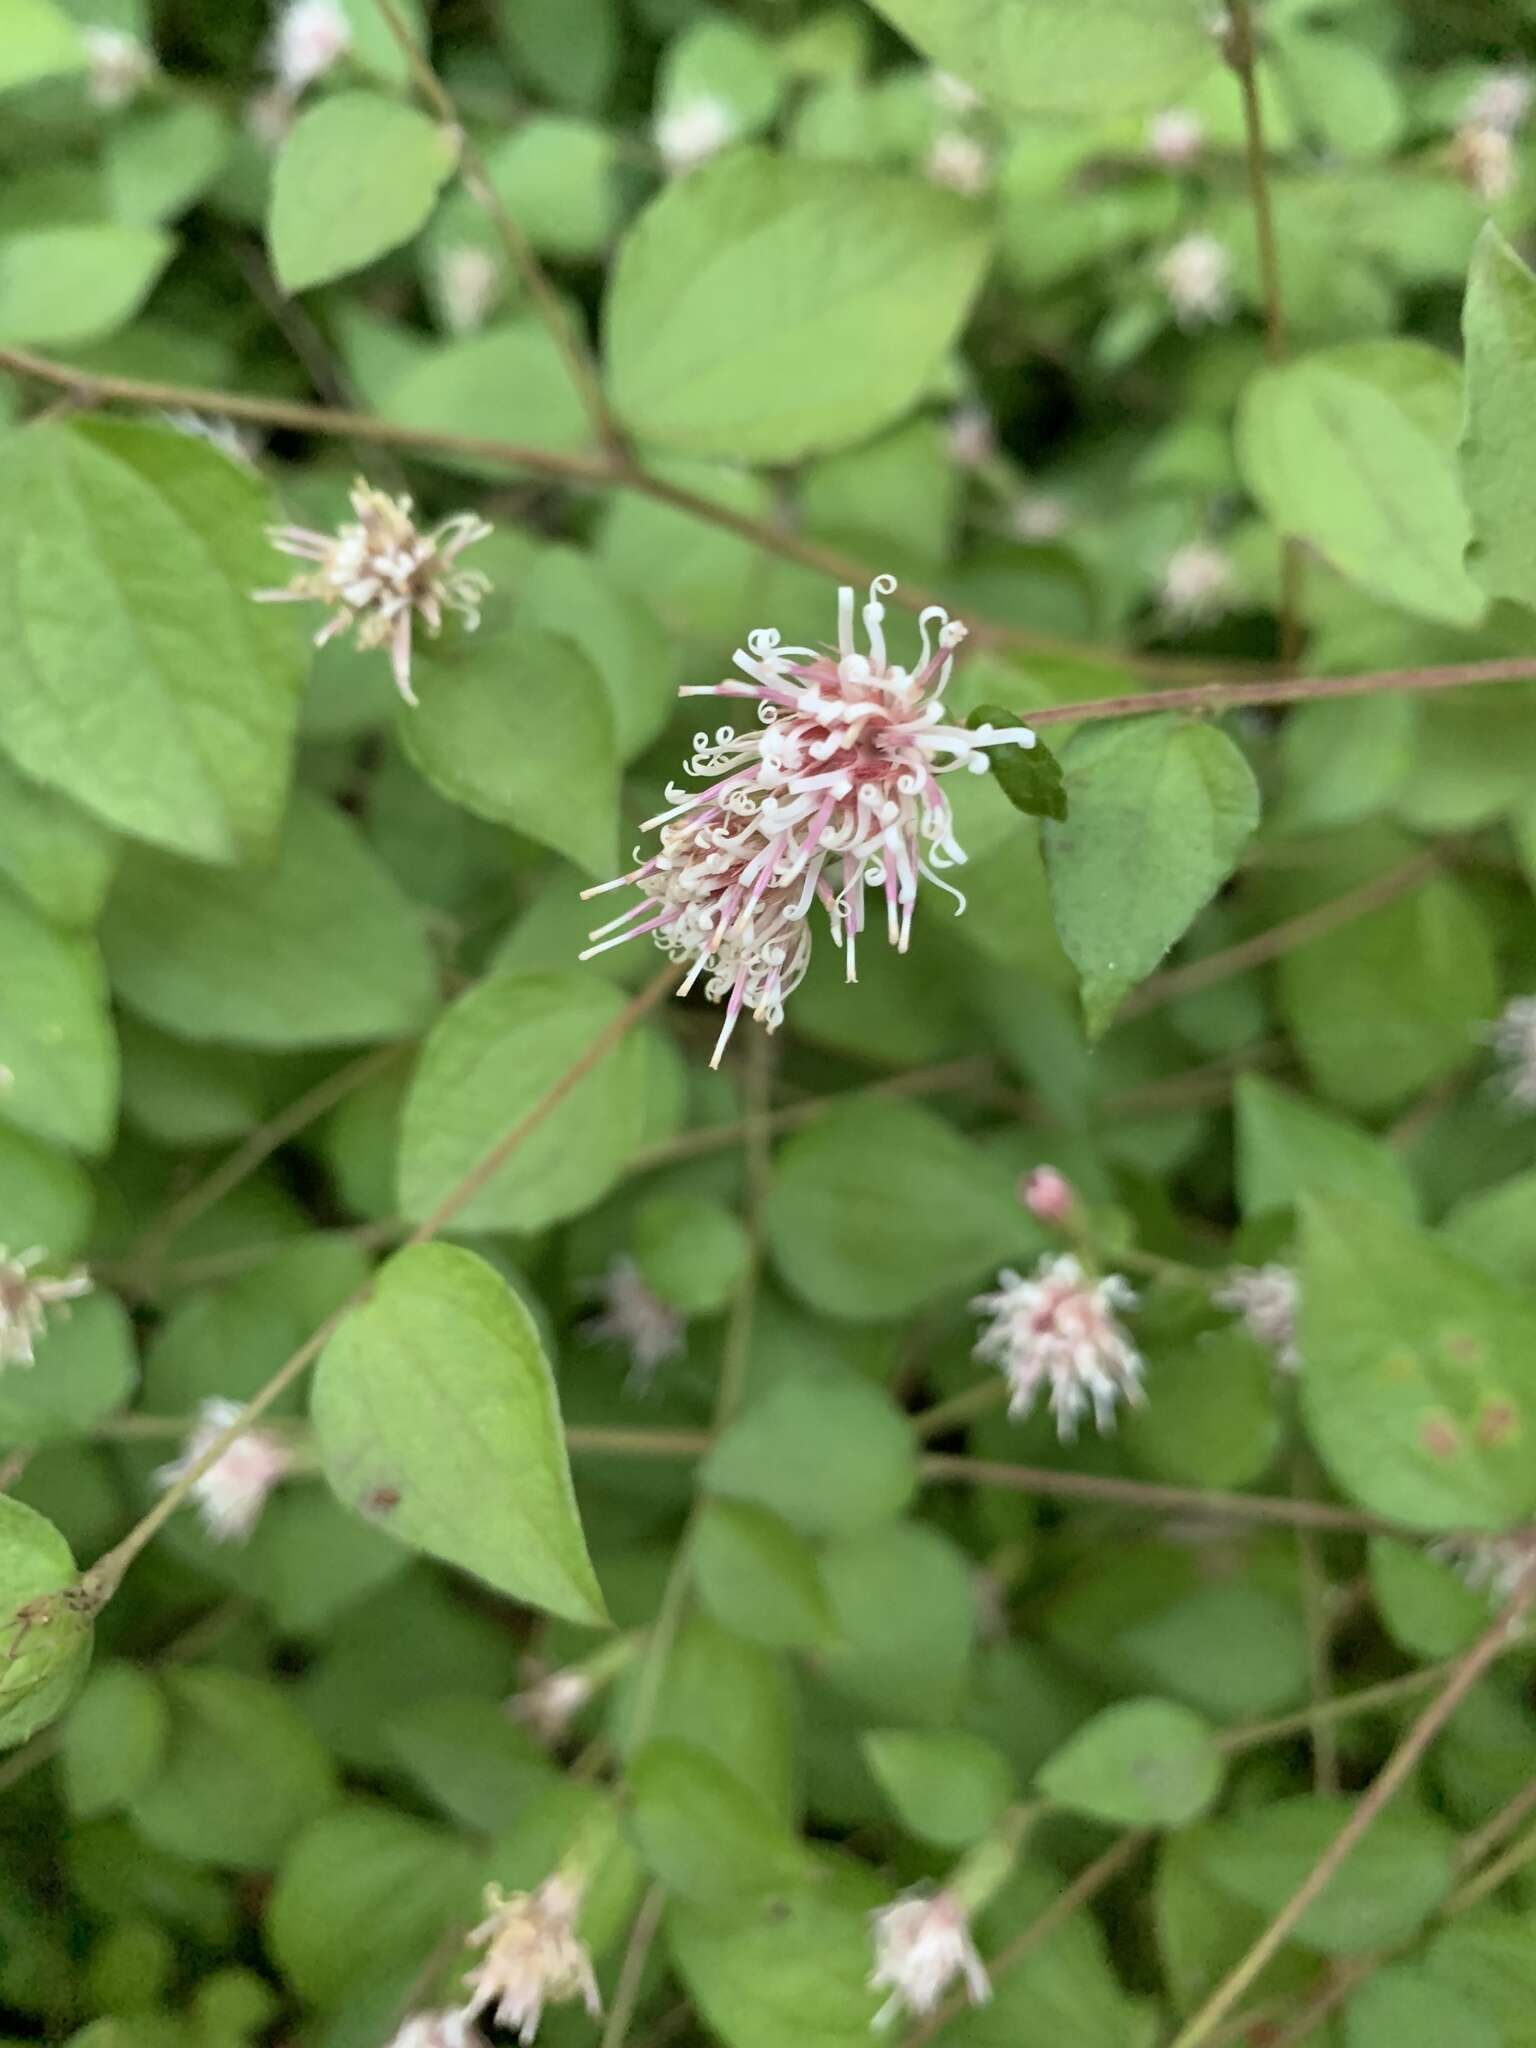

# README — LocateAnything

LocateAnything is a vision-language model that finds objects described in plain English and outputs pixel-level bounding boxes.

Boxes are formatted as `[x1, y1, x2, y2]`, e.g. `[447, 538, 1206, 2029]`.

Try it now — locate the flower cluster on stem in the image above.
[1215, 1263, 1301, 1374]
[868, 1888, 989, 2028]
[972, 1253, 1144, 1438]
[581, 575, 1035, 1064]
[0, 1249, 91, 1370]
[154, 1398, 295, 1544]
[460, 1874, 601, 2042]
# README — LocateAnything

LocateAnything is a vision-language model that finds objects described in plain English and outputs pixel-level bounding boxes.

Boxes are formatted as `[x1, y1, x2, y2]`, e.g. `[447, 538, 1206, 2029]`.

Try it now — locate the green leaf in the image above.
[105, 102, 231, 227]
[0, 419, 305, 865]
[1036, 1698, 1223, 1828]
[0, 1292, 136, 1447]
[402, 628, 618, 877]
[1272, 24, 1404, 161]
[606, 149, 991, 462]
[127, 1667, 338, 1871]
[703, 1369, 917, 1539]
[482, 116, 625, 260]
[0, 0, 84, 92]
[1300, 1198, 1536, 1531]
[960, 1860, 1161, 2046]
[1425, 1916, 1536, 2048]
[1043, 716, 1260, 1036]
[819, 1520, 976, 1726]
[1122, 1326, 1281, 1491]
[1368, 1537, 1489, 1660]
[268, 92, 458, 293]
[386, 1694, 557, 1835]
[866, 0, 1213, 116]
[967, 707, 1067, 821]
[497, 0, 616, 111]
[102, 792, 436, 1049]
[1343, 1964, 1501, 2048]
[0, 1494, 91, 1749]
[1237, 343, 1485, 627]
[765, 1098, 1020, 1320]
[61, 1663, 169, 1818]
[0, 225, 173, 346]
[1200, 1795, 1454, 1955]
[265, 1802, 478, 2009]
[633, 1194, 750, 1314]
[397, 972, 653, 1233]
[0, 1123, 92, 1257]
[668, 1858, 884, 2048]
[313, 1242, 607, 1626]
[693, 1497, 837, 1649]
[1235, 1073, 1417, 1222]
[0, 753, 116, 929]
[518, 545, 676, 762]
[378, 322, 591, 474]
[1276, 871, 1496, 1114]
[1462, 225, 1536, 610]
[625, 1611, 796, 1815]
[629, 1738, 811, 1904]
[0, 881, 116, 1155]
[862, 1727, 1014, 1847]
[1444, 1169, 1536, 1290]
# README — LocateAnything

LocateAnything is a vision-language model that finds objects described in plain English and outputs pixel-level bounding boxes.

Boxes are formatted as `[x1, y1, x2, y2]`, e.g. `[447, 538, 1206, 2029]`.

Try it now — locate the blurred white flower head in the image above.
[1215, 1263, 1301, 1373]
[271, 0, 351, 94]
[155, 1398, 294, 1544]
[0, 1249, 91, 1371]
[386, 2012, 481, 2048]
[508, 1666, 595, 1747]
[585, 1256, 685, 1388]
[1432, 1530, 1536, 1619]
[869, 1888, 989, 2027]
[81, 25, 156, 109]
[440, 244, 500, 335]
[581, 575, 1035, 1065]
[655, 95, 736, 176]
[255, 479, 492, 706]
[926, 131, 991, 197]
[1464, 66, 1534, 135]
[930, 70, 981, 115]
[1158, 232, 1233, 327]
[461, 1875, 601, 2042]
[1011, 493, 1070, 544]
[946, 404, 995, 471]
[245, 84, 295, 148]
[1147, 107, 1204, 168]
[972, 1252, 1144, 1438]
[1160, 539, 1235, 625]
[1489, 995, 1536, 1106]
[1454, 122, 1518, 203]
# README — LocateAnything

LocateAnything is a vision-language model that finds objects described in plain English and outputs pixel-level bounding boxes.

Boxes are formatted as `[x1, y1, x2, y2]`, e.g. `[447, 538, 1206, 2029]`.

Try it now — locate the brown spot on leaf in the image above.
[1475, 1400, 1519, 1449]
[364, 1486, 401, 1515]
[1442, 1328, 1487, 1370]
[1420, 1414, 1461, 1460]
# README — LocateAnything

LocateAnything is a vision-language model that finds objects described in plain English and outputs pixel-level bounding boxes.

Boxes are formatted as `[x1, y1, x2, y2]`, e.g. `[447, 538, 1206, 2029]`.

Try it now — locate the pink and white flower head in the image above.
[0, 1249, 91, 1371]
[1157, 232, 1233, 327]
[1431, 1530, 1536, 1621]
[81, 26, 156, 109]
[945, 404, 995, 471]
[869, 1889, 989, 2028]
[270, 0, 351, 95]
[1214, 1263, 1301, 1374]
[1147, 107, 1204, 168]
[1465, 66, 1534, 136]
[1020, 1165, 1076, 1226]
[581, 576, 1036, 1065]
[255, 480, 492, 706]
[1454, 123, 1518, 204]
[585, 1256, 685, 1389]
[508, 1665, 594, 1747]
[1160, 540, 1235, 626]
[1488, 996, 1536, 1107]
[461, 1875, 601, 2042]
[655, 96, 736, 176]
[154, 1398, 294, 1544]
[926, 131, 991, 197]
[972, 1253, 1144, 1438]
[386, 2012, 481, 2048]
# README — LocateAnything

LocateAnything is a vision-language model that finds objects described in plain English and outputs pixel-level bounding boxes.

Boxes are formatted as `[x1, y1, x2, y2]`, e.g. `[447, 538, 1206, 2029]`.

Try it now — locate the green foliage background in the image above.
[1, 0, 1535, 2044]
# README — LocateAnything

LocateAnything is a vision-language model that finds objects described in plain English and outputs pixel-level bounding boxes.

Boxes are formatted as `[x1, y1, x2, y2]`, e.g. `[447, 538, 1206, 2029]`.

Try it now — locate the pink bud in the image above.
[1021, 1167, 1075, 1224]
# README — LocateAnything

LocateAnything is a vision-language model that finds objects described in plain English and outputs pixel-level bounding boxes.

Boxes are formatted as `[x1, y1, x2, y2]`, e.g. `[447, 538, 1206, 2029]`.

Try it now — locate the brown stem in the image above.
[371, 0, 621, 456]
[1166, 1574, 1536, 2048]
[77, 965, 680, 1609]
[599, 1884, 668, 2048]
[1023, 655, 1536, 729]
[1443, 1813, 1536, 1915]
[1453, 1771, 1536, 1874]
[921, 1453, 1419, 1537]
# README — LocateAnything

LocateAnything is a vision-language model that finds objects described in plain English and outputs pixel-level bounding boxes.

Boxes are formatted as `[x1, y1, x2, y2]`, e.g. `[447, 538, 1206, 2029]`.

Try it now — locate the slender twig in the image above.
[1443, 1813, 1536, 1915]
[1292, 1454, 1341, 1796]
[901, 1830, 1151, 2048]
[1453, 1772, 1536, 1874]
[1225, 0, 1305, 662]
[371, 0, 621, 456]
[566, 1427, 711, 1459]
[1021, 656, 1536, 729]
[1260, 1960, 1378, 2048]
[1218, 1658, 1464, 1753]
[74, 966, 681, 1610]
[599, 1884, 668, 2048]
[1166, 1575, 1536, 2048]
[131, 1040, 409, 1271]
[1118, 854, 1440, 1020]
[921, 1454, 1414, 1536]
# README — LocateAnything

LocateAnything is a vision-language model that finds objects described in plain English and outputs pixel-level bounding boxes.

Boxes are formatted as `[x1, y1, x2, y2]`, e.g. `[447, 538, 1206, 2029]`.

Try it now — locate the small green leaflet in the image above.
[968, 705, 1067, 821]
